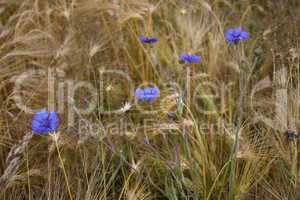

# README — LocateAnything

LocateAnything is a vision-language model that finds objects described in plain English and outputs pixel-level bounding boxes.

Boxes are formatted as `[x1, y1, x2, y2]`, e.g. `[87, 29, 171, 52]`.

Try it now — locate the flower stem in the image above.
[53, 135, 73, 200]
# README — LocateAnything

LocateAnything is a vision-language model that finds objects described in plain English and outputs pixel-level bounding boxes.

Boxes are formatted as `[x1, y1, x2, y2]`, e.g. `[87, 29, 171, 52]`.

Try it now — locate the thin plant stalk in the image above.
[52, 133, 73, 200]
[26, 147, 31, 200]
[186, 65, 191, 110]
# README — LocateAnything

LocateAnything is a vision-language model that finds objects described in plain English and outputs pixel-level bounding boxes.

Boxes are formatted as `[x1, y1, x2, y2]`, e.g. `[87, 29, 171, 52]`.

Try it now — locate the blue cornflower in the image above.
[180, 53, 201, 63]
[32, 109, 59, 134]
[225, 27, 249, 43]
[139, 35, 158, 44]
[135, 86, 160, 102]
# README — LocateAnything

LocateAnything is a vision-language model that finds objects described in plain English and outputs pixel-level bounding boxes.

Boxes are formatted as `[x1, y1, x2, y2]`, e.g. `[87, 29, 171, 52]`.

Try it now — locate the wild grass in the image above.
[0, 0, 300, 199]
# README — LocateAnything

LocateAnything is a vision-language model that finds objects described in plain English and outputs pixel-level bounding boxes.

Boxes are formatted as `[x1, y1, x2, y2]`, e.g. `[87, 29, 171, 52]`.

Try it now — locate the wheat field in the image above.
[0, 0, 300, 199]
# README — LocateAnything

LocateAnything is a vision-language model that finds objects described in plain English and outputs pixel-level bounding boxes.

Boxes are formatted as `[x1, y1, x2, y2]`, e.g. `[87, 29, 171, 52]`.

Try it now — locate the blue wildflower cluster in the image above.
[135, 86, 160, 102]
[225, 27, 249, 43]
[32, 28, 250, 133]
[32, 109, 59, 134]
[140, 35, 158, 44]
[180, 53, 201, 63]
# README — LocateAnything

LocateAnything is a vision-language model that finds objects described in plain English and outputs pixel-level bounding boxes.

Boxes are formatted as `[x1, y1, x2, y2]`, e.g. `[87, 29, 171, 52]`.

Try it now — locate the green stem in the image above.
[53, 135, 73, 200]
